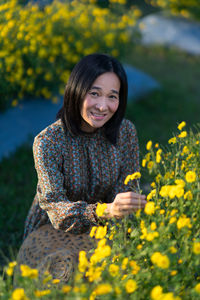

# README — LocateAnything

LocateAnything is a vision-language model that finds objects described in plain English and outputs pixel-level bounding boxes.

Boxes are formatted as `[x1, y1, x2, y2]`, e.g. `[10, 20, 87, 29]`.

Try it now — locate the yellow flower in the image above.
[195, 283, 200, 293]
[94, 283, 112, 295]
[150, 285, 163, 300]
[147, 189, 156, 201]
[177, 215, 192, 229]
[78, 251, 88, 273]
[151, 222, 157, 231]
[95, 225, 107, 239]
[6, 267, 14, 276]
[169, 217, 177, 224]
[96, 203, 107, 217]
[151, 182, 156, 188]
[169, 246, 177, 253]
[170, 270, 177, 276]
[146, 140, 152, 150]
[156, 149, 162, 163]
[52, 279, 60, 284]
[178, 121, 186, 130]
[115, 287, 122, 295]
[122, 258, 129, 270]
[147, 161, 154, 169]
[109, 264, 119, 277]
[137, 244, 142, 250]
[125, 279, 137, 293]
[151, 252, 170, 269]
[124, 172, 141, 185]
[20, 265, 38, 279]
[184, 190, 193, 200]
[146, 232, 159, 241]
[175, 179, 185, 187]
[90, 226, 97, 238]
[127, 227, 132, 233]
[11, 288, 29, 300]
[144, 202, 155, 215]
[142, 159, 147, 167]
[178, 131, 187, 138]
[181, 145, 189, 155]
[131, 172, 141, 180]
[178, 259, 183, 264]
[34, 290, 51, 297]
[62, 285, 71, 293]
[129, 260, 140, 274]
[170, 209, 178, 216]
[160, 185, 170, 197]
[185, 171, 196, 183]
[168, 137, 176, 144]
[193, 242, 200, 254]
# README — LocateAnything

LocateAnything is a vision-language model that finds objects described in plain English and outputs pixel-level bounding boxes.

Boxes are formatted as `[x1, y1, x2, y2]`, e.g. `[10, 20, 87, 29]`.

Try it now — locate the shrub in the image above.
[148, 0, 200, 21]
[1, 121, 200, 299]
[0, 0, 141, 110]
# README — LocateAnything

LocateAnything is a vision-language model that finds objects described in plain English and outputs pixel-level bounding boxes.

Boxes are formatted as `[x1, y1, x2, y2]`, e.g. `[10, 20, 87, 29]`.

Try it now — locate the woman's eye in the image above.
[90, 92, 98, 96]
[109, 95, 118, 100]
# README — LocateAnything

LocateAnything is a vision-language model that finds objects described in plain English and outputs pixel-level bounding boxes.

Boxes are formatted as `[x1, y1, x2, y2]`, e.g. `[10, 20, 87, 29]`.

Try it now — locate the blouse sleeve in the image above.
[111, 119, 140, 199]
[33, 134, 98, 234]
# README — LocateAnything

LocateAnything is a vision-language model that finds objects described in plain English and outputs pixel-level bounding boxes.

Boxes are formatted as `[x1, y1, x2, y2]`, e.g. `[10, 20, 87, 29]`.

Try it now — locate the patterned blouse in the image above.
[23, 118, 139, 240]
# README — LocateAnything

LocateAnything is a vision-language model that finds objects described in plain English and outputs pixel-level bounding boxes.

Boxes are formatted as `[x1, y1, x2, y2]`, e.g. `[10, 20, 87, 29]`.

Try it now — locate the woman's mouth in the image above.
[91, 112, 106, 120]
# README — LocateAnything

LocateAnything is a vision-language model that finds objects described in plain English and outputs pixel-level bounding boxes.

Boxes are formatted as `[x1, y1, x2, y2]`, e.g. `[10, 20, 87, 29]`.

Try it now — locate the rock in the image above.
[0, 98, 63, 160]
[138, 13, 200, 55]
[124, 65, 160, 101]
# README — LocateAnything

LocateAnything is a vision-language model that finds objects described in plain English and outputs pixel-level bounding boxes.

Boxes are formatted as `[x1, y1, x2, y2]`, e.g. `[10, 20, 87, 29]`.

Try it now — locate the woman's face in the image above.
[80, 72, 120, 132]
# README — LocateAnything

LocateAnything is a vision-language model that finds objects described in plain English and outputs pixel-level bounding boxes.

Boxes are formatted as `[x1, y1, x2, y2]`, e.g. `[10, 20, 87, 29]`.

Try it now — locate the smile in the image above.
[91, 112, 106, 120]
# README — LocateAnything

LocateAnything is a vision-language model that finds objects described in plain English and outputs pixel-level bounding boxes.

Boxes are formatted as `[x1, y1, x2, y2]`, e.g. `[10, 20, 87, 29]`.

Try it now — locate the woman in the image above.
[17, 53, 146, 281]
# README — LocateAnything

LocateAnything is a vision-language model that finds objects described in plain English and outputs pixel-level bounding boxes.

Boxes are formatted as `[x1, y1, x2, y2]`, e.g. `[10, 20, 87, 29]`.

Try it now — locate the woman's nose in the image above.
[96, 97, 107, 111]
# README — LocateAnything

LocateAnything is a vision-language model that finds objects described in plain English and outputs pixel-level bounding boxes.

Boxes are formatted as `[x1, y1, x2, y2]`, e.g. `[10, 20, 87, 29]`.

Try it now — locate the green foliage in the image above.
[148, 0, 200, 21]
[0, 0, 140, 110]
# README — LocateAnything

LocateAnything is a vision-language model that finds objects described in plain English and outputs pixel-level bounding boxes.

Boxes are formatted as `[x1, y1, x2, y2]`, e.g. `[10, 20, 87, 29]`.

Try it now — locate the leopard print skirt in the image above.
[17, 224, 95, 282]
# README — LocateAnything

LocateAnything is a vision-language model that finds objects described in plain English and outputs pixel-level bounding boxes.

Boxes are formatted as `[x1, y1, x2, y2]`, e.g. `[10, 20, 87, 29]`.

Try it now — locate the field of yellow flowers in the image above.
[0, 0, 141, 109]
[1, 121, 199, 300]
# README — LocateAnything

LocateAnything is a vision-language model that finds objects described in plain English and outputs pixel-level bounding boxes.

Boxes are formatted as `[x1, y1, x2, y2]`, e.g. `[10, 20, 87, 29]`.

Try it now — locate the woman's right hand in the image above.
[104, 191, 146, 219]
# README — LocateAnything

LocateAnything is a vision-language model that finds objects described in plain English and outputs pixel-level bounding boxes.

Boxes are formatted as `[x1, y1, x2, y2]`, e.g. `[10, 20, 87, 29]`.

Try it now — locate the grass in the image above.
[0, 143, 37, 266]
[0, 45, 200, 269]
[125, 45, 200, 155]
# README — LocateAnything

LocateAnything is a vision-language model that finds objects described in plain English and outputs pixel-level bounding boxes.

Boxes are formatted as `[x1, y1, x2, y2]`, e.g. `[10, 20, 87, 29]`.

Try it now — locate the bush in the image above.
[0, 0, 141, 110]
[1, 121, 200, 299]
[148, 0, 200, 21]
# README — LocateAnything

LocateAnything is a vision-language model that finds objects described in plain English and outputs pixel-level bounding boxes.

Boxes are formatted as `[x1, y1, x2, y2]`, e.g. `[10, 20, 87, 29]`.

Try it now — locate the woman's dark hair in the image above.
[56, 53, 128, 145]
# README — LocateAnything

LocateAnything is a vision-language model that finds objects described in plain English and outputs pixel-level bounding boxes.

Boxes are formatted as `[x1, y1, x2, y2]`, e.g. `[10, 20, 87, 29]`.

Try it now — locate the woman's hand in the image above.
[104, 191, 146, 219]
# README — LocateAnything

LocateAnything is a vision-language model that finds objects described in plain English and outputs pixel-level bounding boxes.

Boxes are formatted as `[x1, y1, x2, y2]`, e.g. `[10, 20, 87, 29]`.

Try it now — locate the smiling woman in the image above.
[16, 53, 146, 282]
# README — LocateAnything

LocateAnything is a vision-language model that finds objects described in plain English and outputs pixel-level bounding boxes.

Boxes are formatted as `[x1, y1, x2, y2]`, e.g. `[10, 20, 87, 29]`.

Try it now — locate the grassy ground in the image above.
[0, 45, 200, 268]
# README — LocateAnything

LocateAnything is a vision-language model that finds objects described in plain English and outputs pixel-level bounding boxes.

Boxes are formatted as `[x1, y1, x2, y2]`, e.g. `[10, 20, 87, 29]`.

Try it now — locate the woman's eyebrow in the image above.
[91, 86, 119, 94]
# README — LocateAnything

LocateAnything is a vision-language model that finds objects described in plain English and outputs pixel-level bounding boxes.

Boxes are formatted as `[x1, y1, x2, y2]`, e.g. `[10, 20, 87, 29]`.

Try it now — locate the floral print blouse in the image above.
[23, 118, 139, 240]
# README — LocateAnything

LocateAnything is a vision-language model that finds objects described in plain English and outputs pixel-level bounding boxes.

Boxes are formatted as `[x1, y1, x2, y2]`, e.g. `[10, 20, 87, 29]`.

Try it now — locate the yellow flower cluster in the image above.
[0, 0, 140, 107]
[124, 171, 141, 185]
[11, 288, 29, 300]
[20, 264, 38, 279]
[159, 183, 184, 199]
[3, 123, 200, 300]
[96, 203, 107, 217]
[151, 252, 170, 269]
[151, 285, 181, 300]
[6, 261, 17, 276]
[177, 215, 192, 230]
